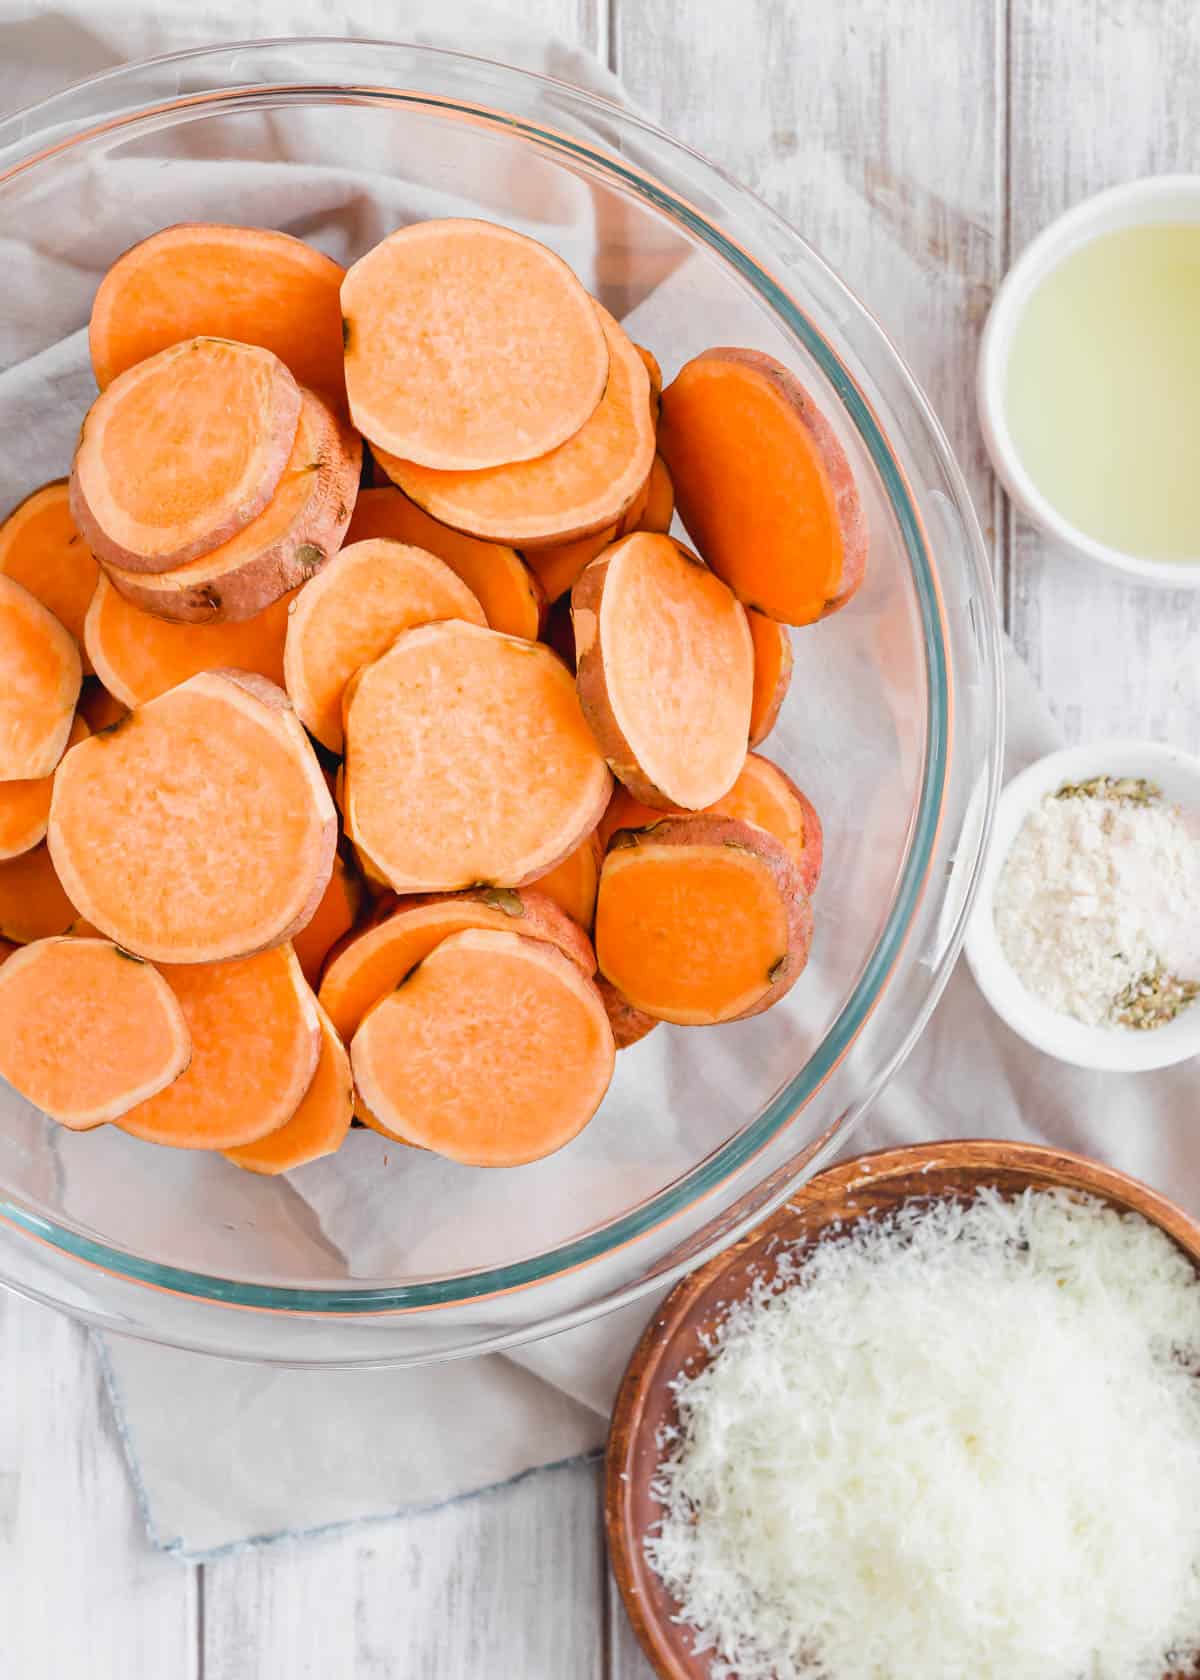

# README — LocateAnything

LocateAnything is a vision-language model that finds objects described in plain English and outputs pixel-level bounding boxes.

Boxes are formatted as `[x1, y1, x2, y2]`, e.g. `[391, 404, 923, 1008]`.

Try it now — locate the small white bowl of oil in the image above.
[979, 176, 1200, 586]
[965, 739, 1200, 1072]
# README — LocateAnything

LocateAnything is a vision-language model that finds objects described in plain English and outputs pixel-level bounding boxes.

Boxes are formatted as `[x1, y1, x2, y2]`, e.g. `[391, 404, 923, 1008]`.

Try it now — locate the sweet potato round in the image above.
[100, 388, 360, 624]
[89, 223, 347, 407]
[747, 608, 793, 747]
[223, 1002, 352, 1175]
[0, 845, 78, 944]
[283, 538, 486, 752]
[572, 532, 753, 811]
[48, 670, 335, 964]
[345, 487, 544, 641]
[659, 348, 867, 625]
[595, 815, 812, 1025]
[118, 944, 320, 1150]
[528, 525, 618, 605]
[378, 306, 654, 547]
[0, 713, 88, 860]
[0, 575, 82, 781]
[640, 454, 675, 534]
[0, 481, 100, 671]
[535, 830, 603, 929]
[71, 338, 302, 573]
[342, 218, 609, 471]
[350, 927, 615, 1166]
[343, 620, 611, 895]
[0, 936, 192, 1130]
[292, 851, 364, 990]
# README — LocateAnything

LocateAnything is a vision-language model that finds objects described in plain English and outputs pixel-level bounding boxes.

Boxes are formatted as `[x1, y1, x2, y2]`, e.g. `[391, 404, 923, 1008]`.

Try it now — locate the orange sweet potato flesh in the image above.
[595, 974, 658, 1050]
[0, 845, 78, 944]
[601, 754, 823, 896]
[0, 481, 100, 672]
[78, 681, 127, 734]
[90, 223, 347, 408]
[0, 576, 82, 780]
[49, 671, 335, 963]
[284, 538, 486, 752]
[535, 830, 602, 929]
[344, 620, 611, 894]
[747, 609, 793, 747]
[0, 714, 88, 860]
[0, 936, 191, 1129]
[377, 306, 655, 547]
[102, 389, 360, 624]
[640, 454, 675, 534]
[318, 885, 594, 1042]
[85, 573, 294, 706]
[573, 533, 753, 811]
[526, 525, 617, 605]
[292, 850, 364, 989]
[616, 475, 651, 540]
[119, 944, 320, 1149]
[659, 349, 867, 625]
[351, 927, 614, 1166]
[636, 345, 663, 415]
[223, 1002, 352, 1174]
[71, 338, 302, 573]
[345, 487, 544, 640]
[595, 815, 812, 1025]
[342, 218, 609, 472]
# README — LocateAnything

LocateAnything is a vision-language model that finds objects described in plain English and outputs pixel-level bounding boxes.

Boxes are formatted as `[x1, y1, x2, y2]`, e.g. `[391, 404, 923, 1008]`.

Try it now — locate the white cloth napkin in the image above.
[3, 2, 1197, 1562]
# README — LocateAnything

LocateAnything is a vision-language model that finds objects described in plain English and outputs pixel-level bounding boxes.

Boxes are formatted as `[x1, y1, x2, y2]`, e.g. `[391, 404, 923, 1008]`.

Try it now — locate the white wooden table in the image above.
[4, 2, 1199, 1674]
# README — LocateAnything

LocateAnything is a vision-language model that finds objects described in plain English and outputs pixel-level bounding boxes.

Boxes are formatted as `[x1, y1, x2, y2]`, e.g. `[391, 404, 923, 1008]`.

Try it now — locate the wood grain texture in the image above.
[202, 1459, 606, 1680]
[0, 1290, 198, 1679]
[1006, 0, 1200, 748]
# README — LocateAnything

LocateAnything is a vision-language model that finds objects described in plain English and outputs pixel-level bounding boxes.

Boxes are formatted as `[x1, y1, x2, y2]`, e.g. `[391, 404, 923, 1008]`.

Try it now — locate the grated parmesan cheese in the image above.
[646, 1190, 1200, 1680]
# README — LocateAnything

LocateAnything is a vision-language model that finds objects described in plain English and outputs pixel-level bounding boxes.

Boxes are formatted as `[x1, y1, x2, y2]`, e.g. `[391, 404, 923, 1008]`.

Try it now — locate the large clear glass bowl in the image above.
[0, 40, 1003, 1365]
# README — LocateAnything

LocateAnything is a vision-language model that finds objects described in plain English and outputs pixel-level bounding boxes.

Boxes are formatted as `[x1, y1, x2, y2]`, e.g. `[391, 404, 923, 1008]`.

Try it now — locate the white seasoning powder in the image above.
[993, 790, 1200, 1025]
[645, 1191, 1200, 1680]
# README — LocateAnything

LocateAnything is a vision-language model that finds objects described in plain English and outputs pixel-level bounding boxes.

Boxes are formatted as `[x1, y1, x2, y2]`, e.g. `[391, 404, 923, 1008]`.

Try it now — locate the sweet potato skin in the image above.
[747, 609, 793, 747]
[595, 974, 659, 1049]
[596, 815, 812, 1024]
[659, 348, 867, 625]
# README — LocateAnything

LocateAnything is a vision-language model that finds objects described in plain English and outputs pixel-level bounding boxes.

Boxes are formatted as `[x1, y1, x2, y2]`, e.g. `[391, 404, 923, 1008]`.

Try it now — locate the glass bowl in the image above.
[0, 39, 1003, 1366]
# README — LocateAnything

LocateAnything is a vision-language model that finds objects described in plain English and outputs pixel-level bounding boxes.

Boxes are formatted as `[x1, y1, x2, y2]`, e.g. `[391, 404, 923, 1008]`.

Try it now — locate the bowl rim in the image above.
[605, 1136, 1200, 1680]
[0, 37, 1002, 1318]
[977, 173, 1200, 587]
[965, 737, 1200, 1071]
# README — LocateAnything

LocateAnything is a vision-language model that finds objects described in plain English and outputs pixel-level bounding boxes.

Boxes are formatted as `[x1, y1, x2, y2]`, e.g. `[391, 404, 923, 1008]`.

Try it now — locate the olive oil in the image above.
[1005, 223, 1200, 559]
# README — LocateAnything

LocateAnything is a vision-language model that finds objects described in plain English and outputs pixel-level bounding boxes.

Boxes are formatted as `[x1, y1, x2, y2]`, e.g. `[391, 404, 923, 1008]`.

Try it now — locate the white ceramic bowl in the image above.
[978, 175, 1200, 587]
[965, 739, 1200, 1071]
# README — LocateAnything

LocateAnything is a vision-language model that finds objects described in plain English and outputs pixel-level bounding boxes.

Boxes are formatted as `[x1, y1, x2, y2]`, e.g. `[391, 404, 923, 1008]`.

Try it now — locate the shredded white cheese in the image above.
[646, 1190, 1200, 1680]
[993, 790, 1200, 1025]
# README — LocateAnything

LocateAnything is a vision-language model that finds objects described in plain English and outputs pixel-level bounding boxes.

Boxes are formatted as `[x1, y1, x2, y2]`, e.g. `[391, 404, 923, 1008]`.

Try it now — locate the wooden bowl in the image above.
[605, 1139, 1200, 1680]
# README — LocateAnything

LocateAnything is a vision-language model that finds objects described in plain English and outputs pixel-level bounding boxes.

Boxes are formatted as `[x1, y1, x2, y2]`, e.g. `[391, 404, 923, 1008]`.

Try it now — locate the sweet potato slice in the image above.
[0, 845, 78, 944]
[640, 454, 675, 534]
[71, 338, 302, 573]
[572, 533, 753, 810]
[49, 671, 335, 964]
[535, 831, 602, 929]
[0, 481, 100, 670]
[595, 816, 811, 1025]
[747, 609, 793, 747]
[77, 681, 127, 734]
[85, 574, 294, 706]
[615, 476, 651, 540]
[283, 539, 486, 752]
[118, 944, 320, 1149]
[318, 885, 593, 1042]
[596, 974, 659, 1050]
[636, 345, 663, 415]
[345, 487, 543, 640]
[0, 714, 88, 860]
[0, 576, 82, 781]
[101, 389, 360, 624]
[223, 1003, 352, 1174]
[89, 223, 347, 406]
[344, 620, 610, 894]
[659, 349, 867, 625]
[292, 851, 364, 989]
[528, 525, 617, 604]
[0, 937, 191, 1129]
[377, 306, 654, 547]
[351, 928, 614, 1166]
[342, 219, 608, 471]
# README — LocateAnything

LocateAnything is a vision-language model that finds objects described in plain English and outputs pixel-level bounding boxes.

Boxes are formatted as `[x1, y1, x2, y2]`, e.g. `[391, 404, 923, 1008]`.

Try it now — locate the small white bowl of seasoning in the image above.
[965, 739, 1200, 1070]
[978, 175, 1200, 586]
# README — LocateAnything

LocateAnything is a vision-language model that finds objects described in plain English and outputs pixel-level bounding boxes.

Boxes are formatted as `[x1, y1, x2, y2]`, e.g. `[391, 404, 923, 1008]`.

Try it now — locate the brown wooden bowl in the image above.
[605, 1139, 1200, 1680]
